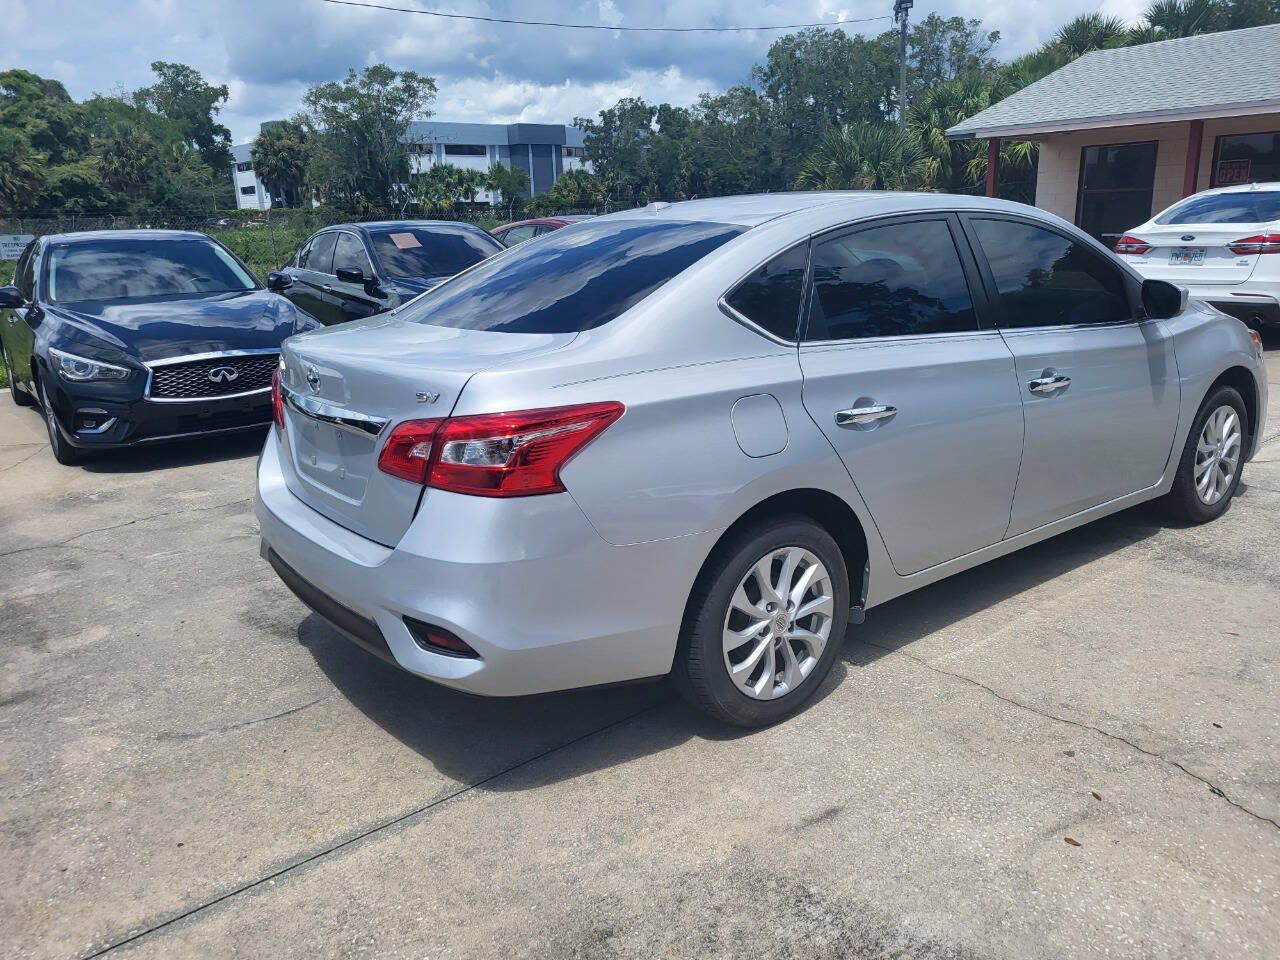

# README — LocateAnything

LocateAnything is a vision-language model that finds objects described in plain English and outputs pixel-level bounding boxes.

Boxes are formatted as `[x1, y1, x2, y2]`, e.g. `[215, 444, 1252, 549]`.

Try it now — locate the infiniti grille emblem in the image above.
[206, 365, 239, 383]
[306, 364, 321, 393]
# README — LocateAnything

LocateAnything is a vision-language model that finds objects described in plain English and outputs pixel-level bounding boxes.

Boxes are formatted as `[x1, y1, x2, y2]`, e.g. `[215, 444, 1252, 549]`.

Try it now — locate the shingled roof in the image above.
[947, 23, 1280, 140]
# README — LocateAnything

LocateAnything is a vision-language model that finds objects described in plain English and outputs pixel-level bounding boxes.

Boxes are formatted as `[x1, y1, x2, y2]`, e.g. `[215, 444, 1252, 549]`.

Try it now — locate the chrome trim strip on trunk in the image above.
[281, 385, 390, 437]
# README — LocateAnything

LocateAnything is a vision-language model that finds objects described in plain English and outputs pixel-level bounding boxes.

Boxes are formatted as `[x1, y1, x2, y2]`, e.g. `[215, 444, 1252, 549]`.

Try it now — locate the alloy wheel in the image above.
[722, 546, 835, 701]
[1194, 404, 1241, 506]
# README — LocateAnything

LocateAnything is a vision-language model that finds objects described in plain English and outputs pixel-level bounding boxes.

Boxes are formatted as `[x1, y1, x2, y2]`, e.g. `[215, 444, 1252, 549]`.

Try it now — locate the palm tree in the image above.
[250, 121, 309, 207]
[1143, 0, 1225, 37]
[483, 162, 530, 219]
[909, 77, 990, 193]
[794, 124, 927, 191]
[1051, 14, 1130, 57]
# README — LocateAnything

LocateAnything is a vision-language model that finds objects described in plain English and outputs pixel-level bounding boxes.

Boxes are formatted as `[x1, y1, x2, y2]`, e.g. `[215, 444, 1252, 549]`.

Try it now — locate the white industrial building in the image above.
[229, 121, 587, 210]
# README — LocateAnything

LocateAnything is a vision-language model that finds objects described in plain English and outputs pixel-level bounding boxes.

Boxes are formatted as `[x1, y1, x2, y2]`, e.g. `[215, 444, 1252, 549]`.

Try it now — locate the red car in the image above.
[490, 215, 593, 247]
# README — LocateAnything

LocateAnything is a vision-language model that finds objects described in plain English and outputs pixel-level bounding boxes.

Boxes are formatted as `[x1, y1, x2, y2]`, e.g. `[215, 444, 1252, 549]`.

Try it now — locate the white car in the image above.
[1114, 183, 1280, 328]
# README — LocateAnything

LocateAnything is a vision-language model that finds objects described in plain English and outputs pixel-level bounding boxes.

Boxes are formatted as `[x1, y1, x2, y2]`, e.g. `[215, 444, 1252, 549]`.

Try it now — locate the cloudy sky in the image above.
[4, 0, 1147, 144]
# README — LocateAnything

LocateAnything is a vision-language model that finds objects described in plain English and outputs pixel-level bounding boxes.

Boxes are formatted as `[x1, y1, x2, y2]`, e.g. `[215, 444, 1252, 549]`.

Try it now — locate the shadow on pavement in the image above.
[298, 501, 1168, 791]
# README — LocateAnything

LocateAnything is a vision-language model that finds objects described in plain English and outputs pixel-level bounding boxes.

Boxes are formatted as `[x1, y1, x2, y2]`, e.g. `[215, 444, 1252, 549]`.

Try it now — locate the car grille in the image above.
[148, 353, 278, 400]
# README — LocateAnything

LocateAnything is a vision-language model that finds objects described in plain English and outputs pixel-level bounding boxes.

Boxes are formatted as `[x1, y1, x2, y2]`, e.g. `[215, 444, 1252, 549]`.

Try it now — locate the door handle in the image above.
[321, 284, 333, 292]
[1027, 374, 1071, 395]
[835, 404, 897, 428]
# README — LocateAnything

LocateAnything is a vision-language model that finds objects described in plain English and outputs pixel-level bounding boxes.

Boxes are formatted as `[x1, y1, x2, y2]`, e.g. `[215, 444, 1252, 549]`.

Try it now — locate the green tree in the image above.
[302, 64, 437, 213]
[548, 168, 607, 208]
[794, 124, 927, 191]
[484, 162, 530, 219]
[251, 120, 310, 207]
[133, 61, 233, 172]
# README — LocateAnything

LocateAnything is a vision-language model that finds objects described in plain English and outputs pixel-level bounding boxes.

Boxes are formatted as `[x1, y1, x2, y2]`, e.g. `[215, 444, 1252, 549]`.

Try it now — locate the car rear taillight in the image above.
[271, 367, 284, 428]
[376, 402, 624, 496]
[1227, 234, 1280, 255]
[1114, 235, 1151, 255]
[377, 418, 444, 484]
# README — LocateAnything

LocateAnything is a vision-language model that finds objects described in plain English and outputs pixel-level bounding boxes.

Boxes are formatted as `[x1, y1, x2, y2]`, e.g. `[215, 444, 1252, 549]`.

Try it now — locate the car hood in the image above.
[45, 290, 300, 363]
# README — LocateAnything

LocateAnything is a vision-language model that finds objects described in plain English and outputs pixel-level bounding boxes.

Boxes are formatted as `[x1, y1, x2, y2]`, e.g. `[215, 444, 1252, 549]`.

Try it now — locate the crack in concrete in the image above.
[862, 638, 1280, 833]
[0, 445, 46, 473]
[156, 697, 329, 741]
[77, 698, 667, 959]
[0, 498, 252, 559]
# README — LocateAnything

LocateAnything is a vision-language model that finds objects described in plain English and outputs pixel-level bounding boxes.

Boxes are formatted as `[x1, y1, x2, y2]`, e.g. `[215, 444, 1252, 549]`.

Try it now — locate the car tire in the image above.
[39, 376, 84, 466]
[2, 343, 34, 407]
[674, 515, 850, 727]
[1165, 384, 1247, 524]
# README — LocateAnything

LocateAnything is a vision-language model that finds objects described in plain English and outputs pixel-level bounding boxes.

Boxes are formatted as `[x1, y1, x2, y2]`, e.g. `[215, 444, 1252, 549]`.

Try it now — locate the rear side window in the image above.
[402, 219, 744, 334]
[970, 218, 1130, 328]
[724, 244, 808, 341]
[14, 242, 36, 299]
[498, 225, 536, 246]
[1155, 191, 1280, 224]
[804, 219, 977, 341]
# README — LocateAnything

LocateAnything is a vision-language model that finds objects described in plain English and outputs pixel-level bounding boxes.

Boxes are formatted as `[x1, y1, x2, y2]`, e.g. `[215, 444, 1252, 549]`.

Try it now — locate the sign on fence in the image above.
[0, 235, 34, 260]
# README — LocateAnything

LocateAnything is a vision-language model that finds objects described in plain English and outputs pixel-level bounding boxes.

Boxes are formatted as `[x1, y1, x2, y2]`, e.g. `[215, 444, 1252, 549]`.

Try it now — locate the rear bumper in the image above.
[1179, 279, 1280, 327]
[255, 431, 707, 696]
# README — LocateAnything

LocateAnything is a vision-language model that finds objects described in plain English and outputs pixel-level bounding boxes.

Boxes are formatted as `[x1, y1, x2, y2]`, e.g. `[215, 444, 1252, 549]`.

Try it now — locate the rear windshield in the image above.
[400, 219, 745, 334]
[368, 226, 502, 279]
[1155, 191, 1280, 224]
[45, 238, 257, 303]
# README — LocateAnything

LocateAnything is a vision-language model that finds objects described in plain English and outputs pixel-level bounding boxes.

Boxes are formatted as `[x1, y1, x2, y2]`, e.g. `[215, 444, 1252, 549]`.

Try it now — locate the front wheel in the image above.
[674, 516, 850, 727]
[40, 376, 84, 466]
[1165, 385, 1247, 524]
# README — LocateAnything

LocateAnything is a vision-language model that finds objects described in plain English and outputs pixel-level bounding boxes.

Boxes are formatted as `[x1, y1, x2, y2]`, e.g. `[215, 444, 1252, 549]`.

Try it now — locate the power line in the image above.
[317, 0, 891, 33]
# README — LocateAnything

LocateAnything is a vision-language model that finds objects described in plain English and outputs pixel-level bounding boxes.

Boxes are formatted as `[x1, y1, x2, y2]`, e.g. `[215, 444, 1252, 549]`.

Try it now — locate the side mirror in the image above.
[0, 285, 25, 308]
[335, 266, 365, 285]
[266, 272, 294, 292]
[1141, 279, 1187, 319]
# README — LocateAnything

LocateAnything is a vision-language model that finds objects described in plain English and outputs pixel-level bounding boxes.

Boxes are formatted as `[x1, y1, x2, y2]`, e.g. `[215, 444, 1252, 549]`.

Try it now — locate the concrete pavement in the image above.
[2, 341, 1278, 959]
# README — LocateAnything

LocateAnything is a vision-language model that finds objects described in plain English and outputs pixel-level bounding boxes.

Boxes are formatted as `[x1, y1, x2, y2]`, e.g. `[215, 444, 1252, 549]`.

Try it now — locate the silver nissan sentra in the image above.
[256, 192, 1268, 726]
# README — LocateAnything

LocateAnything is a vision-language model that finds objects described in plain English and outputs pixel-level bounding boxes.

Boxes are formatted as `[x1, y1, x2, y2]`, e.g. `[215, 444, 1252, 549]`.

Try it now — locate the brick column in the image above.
[1182, 119, 1204, 197]
[986, 138, 1001, 198]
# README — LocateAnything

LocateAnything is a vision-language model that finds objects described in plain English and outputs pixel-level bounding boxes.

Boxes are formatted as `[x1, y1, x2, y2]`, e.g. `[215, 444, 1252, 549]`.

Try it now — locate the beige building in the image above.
[947, 24, 1280, 245]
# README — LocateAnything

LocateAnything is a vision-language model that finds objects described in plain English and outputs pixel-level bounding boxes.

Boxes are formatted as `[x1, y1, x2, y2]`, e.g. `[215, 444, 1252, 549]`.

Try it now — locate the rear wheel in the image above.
[675, 516, 849, 726]
[1165, 385, 1246, 523]
[2, 343, 34, 407]
[39, 376, 84, 466]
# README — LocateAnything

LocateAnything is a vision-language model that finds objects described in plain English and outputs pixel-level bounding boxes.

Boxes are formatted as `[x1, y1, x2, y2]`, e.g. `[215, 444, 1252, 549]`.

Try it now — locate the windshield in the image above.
[45, 238, 257, 303]
[369, 227, 502, 278]
[1155, 191, 1280, 224]
[400, 218, 744, 334]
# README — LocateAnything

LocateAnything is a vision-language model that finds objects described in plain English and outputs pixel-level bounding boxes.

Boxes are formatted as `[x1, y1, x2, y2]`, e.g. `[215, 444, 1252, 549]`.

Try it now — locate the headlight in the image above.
[48, 347, 131, 383]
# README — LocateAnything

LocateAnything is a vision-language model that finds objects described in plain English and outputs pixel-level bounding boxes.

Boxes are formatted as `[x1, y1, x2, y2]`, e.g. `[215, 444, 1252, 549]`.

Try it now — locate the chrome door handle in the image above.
[1028, 374, 1071, 395]
[321, 284, 333, 292]
[835, 404, 897, 427]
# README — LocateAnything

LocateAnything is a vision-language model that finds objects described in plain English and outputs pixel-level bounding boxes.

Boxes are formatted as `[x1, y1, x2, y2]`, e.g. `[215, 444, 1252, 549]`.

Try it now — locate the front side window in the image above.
[804, 219, 977, 341]
[1154, 190, 1280, 225]
[44, 239, 257, 303]
[369, 227, 501, 279]
[333, 233, 373, 277]
[970, 218, 1130, 328]
[724, 243, 807, 341]
[305, 233, 338, 275]
[401, 219, 744, 334]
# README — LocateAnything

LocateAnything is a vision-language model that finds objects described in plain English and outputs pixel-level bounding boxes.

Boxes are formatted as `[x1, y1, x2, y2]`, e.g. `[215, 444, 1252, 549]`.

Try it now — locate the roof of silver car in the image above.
[605, 192, 1036, 228]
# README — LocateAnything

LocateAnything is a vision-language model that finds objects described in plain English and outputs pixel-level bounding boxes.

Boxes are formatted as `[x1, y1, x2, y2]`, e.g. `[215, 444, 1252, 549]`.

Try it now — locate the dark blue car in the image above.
[0, 230, 317, 465]
[271, 220, 503, 326]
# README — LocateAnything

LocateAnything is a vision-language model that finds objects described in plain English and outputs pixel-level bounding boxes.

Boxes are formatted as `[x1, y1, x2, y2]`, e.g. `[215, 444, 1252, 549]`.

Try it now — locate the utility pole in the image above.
[894, 0, 913, 128]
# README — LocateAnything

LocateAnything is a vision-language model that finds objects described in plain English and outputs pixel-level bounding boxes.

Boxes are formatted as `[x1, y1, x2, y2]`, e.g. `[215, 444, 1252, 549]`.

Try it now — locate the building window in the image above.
[408, 142, 431, 155]
[236, 161, 253, 172]
[1075, 141, 1158, 244]
[562, 146, 584, 158]
[1212, 131, 1280, 187]
[444, 144, 486, 156]
[240, 185, 257, 195]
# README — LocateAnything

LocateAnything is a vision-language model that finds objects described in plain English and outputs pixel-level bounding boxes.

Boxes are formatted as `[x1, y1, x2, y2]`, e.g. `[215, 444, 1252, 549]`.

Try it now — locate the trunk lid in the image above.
[1120, 222, 1271, 285]
[278, 313, 577, 545]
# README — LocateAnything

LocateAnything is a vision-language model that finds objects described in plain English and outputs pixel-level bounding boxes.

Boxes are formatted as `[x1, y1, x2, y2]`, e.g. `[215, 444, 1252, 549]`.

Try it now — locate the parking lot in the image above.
[0, 339, 1277, 960]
